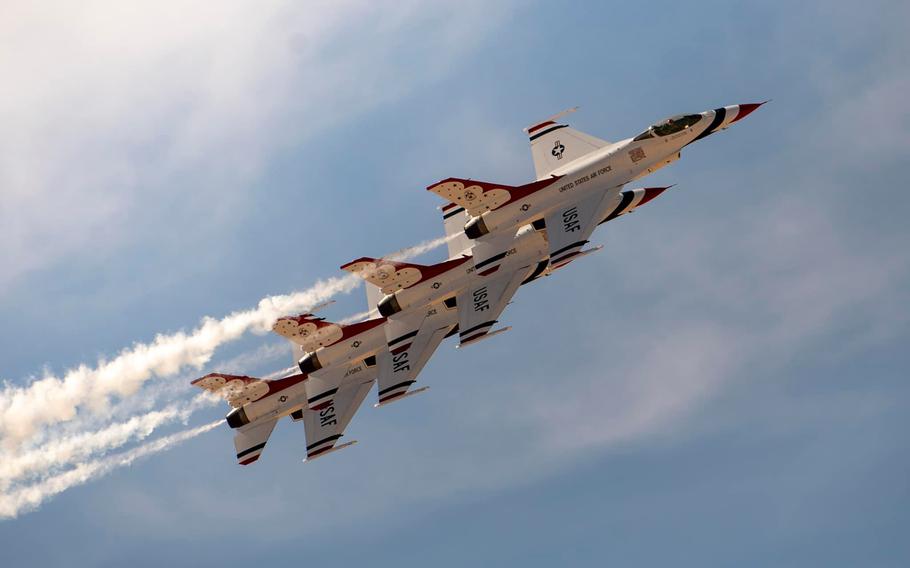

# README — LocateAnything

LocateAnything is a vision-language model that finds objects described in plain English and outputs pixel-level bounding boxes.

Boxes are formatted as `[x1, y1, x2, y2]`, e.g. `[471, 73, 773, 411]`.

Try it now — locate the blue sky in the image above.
[1, 0, 908, 565]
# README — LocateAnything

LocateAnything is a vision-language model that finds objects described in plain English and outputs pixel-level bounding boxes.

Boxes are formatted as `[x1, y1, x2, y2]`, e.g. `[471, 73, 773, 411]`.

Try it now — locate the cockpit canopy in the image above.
[633, 114, 703, 141]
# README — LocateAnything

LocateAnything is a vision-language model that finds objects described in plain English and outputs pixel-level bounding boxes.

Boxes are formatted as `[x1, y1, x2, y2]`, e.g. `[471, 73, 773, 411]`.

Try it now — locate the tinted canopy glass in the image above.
[651, 114, 702, 137]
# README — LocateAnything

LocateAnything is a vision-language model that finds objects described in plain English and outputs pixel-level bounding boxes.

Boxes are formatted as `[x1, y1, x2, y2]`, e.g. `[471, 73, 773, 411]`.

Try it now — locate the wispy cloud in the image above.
[0, 1, 515, 294]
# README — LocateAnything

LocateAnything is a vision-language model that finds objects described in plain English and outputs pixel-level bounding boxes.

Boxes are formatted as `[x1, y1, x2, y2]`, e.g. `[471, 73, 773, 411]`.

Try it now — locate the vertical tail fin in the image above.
[526, 108, 610, 180]
[364, 281, 384, 317]
[441, 204, 472, 259]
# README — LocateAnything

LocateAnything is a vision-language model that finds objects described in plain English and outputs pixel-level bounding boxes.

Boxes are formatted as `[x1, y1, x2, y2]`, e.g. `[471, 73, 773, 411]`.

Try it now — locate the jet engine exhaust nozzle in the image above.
[298, 353, 323, 374]
[464, 216, 490, 240]
[226, 407, 251, 429]
[377, 294, 402, 317]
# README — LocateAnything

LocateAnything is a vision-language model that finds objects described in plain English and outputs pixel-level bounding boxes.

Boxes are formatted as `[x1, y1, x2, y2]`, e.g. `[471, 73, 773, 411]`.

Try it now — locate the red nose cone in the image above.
[731, 101, 766, 123]
[636, 186, 671, 207]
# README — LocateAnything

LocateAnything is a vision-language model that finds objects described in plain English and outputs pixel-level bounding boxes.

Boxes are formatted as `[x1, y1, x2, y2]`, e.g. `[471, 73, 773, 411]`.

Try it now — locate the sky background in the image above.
[2, 0, 909, 565]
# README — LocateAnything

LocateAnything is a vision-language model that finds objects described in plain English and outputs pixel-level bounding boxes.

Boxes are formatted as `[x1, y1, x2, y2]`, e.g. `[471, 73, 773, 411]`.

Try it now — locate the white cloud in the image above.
[0, 0, 515, 292]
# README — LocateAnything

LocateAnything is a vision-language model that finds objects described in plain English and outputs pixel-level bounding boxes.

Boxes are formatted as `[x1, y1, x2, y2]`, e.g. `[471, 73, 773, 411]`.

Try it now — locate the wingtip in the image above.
[340, 257, 379, 271]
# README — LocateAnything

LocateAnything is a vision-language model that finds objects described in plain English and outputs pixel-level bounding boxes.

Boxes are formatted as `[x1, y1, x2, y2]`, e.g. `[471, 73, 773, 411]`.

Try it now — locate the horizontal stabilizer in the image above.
[341, 256, 471, 294]
[192, 373, 269, 408]
[234, 418, 277, 466]
[272, 313, 344, 351]
[427, 177, 559, 218]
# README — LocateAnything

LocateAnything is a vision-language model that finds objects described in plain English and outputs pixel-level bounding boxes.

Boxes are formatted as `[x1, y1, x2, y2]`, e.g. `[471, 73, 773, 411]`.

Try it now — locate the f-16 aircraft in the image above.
[341, 218, 549, 347]
[196, 102, 763, 464]
[428, 103, 764, 271]
[192, 367, 372, 463]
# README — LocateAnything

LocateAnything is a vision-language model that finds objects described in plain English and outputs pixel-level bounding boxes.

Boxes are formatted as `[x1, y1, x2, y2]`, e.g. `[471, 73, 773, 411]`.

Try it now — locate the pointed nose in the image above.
[730, 101, 767, 124]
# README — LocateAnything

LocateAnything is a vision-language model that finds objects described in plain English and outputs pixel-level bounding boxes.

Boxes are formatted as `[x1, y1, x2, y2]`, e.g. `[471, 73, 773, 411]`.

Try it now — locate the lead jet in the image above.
[191, 364, 375, 463]
[428, 103, 764, 269]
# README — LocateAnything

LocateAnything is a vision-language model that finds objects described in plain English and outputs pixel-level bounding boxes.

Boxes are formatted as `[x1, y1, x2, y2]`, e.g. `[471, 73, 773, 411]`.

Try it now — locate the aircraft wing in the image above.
[375, 301, 457, 406]
[233, 417, 278, 465]
[456, 262, 534, 346]
[302, 363, 375, 461]
[543, 186, 623, 269]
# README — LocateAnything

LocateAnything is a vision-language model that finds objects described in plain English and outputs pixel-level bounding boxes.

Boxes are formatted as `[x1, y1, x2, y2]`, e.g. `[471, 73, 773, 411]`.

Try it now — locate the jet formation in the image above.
[193, 103, 764, 465]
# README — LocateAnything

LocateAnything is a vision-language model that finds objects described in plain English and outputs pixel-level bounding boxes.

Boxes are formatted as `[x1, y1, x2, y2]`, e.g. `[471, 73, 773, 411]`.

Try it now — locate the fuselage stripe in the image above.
[692, 107, 726, 143]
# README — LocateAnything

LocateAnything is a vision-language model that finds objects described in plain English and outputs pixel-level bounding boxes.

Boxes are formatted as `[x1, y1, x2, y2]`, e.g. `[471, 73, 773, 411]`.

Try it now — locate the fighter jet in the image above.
[272, 298, 459, 408]
[272, 313, 387, 408]
[428, 103, 764, 270]
[191, 366, 374, 463]
[342, 218, 548, 347]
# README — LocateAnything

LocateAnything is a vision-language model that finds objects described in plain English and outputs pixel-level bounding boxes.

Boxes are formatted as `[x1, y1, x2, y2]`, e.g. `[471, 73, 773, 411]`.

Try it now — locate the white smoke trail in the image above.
[0, 275, 360, 449]
[0, 395, 217, 491]
[386, 235, 449, 261]
[0, 234, 449, 517]
[0, 236, 449, 452]
[0, 420, 223, 520]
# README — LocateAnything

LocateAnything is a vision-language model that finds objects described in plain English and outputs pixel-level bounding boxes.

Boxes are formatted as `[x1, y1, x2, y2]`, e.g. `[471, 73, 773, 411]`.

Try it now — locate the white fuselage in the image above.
[471, 107, 743, 238]
[234, 378, 309, 426]
[381, 225, 548, 315]
[307, 325, 387, 369]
